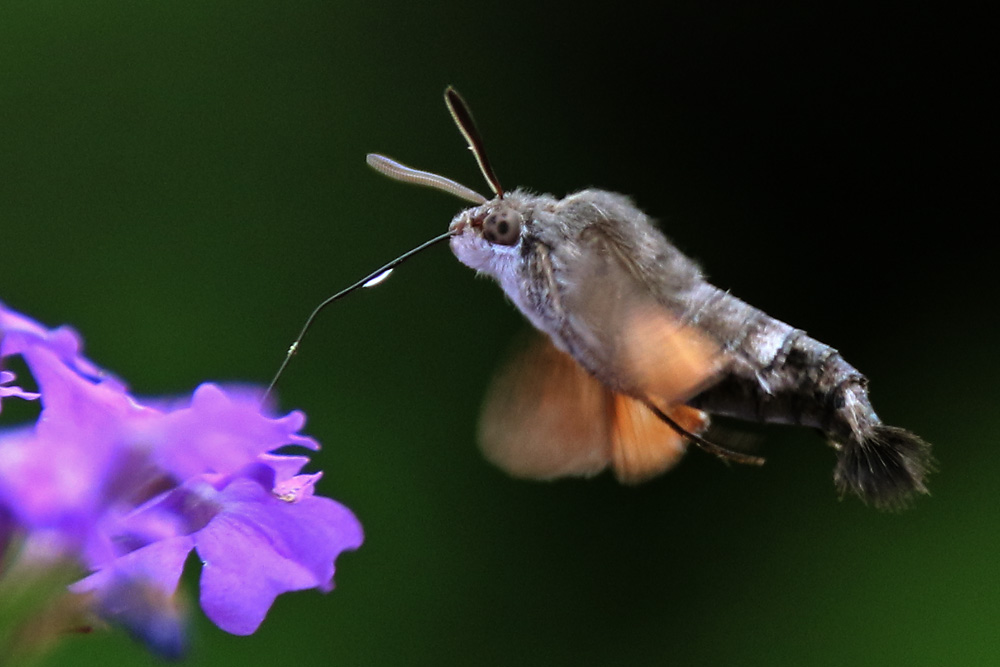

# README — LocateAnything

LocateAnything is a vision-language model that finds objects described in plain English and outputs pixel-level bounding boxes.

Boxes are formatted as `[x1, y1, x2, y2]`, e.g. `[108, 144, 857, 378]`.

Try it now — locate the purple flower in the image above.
[77, 459, 362, 635]
[0, 300, 363, 652]
[73, 389, 363, 636]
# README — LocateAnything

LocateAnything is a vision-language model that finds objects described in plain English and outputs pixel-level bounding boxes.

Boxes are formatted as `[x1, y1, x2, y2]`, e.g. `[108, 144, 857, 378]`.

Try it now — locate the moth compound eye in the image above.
[481, 210, 522, 246]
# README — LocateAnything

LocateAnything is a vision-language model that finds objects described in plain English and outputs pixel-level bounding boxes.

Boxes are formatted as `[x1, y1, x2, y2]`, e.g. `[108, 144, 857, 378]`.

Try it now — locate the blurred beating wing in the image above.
[479, 222, 726, 484]
[559, 226, 726, 407]
[478, 332, 611, 480]
[478, 333, 711, 484]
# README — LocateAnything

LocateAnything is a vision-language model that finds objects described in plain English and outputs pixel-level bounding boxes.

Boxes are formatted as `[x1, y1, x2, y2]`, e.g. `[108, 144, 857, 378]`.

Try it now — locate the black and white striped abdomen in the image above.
[680, 282, 931, 509]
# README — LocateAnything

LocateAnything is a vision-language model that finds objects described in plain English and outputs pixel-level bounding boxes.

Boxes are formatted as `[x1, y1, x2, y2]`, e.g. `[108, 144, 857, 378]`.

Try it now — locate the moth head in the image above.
[450, 198, 524, 242]
[367, 86, 526, 275]
[447, 197, 529, 275]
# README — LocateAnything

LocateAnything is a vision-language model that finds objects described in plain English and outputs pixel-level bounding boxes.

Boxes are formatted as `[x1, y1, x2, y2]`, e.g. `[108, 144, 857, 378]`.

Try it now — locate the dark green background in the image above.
[1, 2, 991, 665]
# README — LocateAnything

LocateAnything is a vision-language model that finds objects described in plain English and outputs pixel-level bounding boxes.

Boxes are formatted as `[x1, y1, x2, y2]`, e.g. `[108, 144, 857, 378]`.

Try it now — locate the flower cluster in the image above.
[0, 301, 362, 657]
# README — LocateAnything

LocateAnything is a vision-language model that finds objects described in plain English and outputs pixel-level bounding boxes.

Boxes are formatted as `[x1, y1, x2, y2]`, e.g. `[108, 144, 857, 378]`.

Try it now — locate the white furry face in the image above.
[448, 199, 558, 334]
[448, 200, 525, 280]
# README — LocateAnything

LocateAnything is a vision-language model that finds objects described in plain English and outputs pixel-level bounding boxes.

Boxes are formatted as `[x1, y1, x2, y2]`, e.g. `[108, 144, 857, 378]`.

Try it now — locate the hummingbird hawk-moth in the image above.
[362, 87, 932, 509]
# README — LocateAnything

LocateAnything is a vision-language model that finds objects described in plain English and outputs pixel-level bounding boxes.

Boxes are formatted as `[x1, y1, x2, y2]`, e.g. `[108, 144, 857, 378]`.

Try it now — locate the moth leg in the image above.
[642, 400, 765, 466]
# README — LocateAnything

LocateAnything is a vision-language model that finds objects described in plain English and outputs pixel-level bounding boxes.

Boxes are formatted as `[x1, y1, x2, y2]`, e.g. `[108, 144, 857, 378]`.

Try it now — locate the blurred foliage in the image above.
[0, 1, 990, 666]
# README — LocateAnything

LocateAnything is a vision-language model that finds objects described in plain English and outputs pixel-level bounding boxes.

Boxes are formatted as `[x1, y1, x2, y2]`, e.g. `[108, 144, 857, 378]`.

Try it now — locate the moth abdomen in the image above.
[686, 287, 932, 508]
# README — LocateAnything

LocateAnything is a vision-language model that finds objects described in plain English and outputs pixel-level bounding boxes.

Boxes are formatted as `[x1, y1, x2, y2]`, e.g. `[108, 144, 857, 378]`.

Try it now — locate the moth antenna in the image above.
[644, 400, 766, 466]
[262, 230, 455, 404]
[367, 154, 487, 205]
[444, 86, 504, 198]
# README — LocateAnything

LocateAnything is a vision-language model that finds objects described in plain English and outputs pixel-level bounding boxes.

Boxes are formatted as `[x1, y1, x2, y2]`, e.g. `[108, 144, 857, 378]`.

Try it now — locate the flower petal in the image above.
[195, 476, 362, 635]
[70, 536, 195, 659]
[0, 346, 154, 537]
[0, 370, 40, 405]
[153, 384, 319, 480]
[0, 302, 120, 388]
